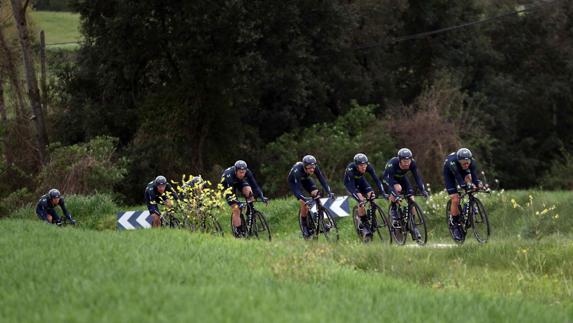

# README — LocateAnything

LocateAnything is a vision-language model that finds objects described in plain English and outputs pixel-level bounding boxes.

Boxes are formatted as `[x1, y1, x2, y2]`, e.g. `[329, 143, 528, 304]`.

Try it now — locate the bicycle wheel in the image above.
[351, 206, 364, 241]
[389, 205, 407, 245]
[372, 206, 392, 245]
[299, 212, 317, 240]
[470, 198, 490, 243]
[252, 211, 272, 241]
[201, 215, 224, 237]
[318, 208, 339, 242]
[445, 200, 465, 244]
[409, 201, 428, 245]
[230, 213, 247, 237]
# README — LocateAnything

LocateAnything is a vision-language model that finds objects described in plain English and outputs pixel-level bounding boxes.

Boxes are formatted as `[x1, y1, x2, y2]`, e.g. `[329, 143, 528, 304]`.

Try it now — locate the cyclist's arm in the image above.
[314, 166, 332, 195]
[469, 161, 481, 186]
[343, 170, 360, 200]
[367, 165, 386, 195]
[410, 161, 426, 192]
[145, 188, 160, 215]
[58, 197, 73, 221]
[246, 170, 264, 198]
[288, 173, 306, 201]
[382, 167, 399, 197]
[166, 183, 179, 201]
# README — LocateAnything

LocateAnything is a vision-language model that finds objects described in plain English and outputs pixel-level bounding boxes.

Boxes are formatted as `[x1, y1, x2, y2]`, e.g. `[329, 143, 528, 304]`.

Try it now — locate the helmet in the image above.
[234, 160, 248, 170]
[456, 148, 473, 160]
[397, 148, 413, 160]
[154, 175, 167, 186]
[302, 155, 317, 167]
[354, 153, 368, 165]
[48, 188, 61, 199]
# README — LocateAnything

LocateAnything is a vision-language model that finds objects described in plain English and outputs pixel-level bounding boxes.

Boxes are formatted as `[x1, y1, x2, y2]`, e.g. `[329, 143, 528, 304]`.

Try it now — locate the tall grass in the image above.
[1, 220, 571, 323]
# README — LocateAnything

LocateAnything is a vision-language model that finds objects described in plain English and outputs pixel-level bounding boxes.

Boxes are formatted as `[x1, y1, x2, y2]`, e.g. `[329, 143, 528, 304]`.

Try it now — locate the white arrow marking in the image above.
[118, 211, 135, 230]
[136, 211, 151, 228]
[329, 197, 349, 217]
[310, 198, 329, 215]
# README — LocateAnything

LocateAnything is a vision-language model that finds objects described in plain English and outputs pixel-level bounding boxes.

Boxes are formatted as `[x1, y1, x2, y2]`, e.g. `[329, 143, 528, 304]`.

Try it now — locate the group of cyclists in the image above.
[36, 147, 483, 242]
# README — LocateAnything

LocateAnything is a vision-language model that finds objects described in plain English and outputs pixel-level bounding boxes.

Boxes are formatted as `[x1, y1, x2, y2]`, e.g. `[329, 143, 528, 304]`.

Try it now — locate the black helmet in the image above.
[354, 153, 368, 165]
[302, 155, 317, 167]
[456, 148, 473, 161]
[48, 188, 61, 199]
[234, 160, 248, 170]
[154, 175, 167, 186]
[397, 148, 413, 160]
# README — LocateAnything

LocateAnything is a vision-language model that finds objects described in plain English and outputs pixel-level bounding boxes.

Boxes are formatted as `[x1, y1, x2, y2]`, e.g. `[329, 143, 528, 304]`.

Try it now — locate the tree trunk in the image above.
[0, 24, 26, 119]
[10, 0, 49, 165]
[0, 75, 12, 165]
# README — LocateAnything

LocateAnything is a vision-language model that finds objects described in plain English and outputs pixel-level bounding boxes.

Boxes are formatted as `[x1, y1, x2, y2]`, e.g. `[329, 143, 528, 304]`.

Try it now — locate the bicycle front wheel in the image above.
[409, 201, 428, 245]
[201, 215, 224, 237]
[319, 208, 339, 242]
[372, 206, 392, 244]
[470, 198, 490, 243]
[389, 205, 406, 245]
[252, 211, 272, 241]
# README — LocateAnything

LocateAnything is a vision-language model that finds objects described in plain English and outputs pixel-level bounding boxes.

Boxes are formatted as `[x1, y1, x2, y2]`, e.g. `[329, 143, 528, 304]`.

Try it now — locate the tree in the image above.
[9, 0, 48, 165]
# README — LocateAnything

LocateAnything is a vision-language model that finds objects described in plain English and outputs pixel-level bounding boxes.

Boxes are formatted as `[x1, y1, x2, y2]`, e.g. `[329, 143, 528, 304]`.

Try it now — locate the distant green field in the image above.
[30, 11, 81, 48]
[3, 190, 573, 322]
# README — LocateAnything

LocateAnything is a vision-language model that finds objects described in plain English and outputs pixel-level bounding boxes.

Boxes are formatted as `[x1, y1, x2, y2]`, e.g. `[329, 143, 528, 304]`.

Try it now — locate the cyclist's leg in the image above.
[50, 210, 62, 225]
[444, 170, 463, 239]
[300, 178, 318, 219]
[389, 183, 403, 223]
[150, 212, 161, 227]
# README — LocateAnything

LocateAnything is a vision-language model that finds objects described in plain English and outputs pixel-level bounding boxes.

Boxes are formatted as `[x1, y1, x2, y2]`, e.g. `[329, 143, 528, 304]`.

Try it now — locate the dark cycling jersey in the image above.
[287, 162, 331, 200]
[443, 153, 480, 193]
[343, 162, 386, 199]
[382, 157, 426, 196]
[145, 181, 179, 215]
[36, 194, 73, 222]
[220, 166, 264, 202]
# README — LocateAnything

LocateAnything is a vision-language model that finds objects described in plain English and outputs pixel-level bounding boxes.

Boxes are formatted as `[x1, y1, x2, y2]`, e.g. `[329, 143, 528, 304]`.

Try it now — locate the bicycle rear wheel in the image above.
[470, 198, 490, 243]
[389, 205, 407, 245]
[409, 201, 428, 245]
[372, 206, 392, 244]
[252, 211, 272, 241]
[445, 200, 466, 244]
[319, 208, 339, 242]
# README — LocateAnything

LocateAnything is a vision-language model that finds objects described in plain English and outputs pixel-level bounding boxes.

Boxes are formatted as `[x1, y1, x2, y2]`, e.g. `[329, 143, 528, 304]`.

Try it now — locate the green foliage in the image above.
[0, 188, 34, 218]
[36, 136, 127, 195]
[261, 102, 395, 196]
[541, 151, 573, 190]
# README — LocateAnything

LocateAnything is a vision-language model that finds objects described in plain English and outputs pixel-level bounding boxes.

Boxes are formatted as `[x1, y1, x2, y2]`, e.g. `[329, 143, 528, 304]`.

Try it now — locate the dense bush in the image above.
[261, 102, 395, 196]
[36, 136, 127, 195]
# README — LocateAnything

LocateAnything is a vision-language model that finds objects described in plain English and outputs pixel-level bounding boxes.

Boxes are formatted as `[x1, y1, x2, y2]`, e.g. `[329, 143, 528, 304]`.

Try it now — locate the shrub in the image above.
[36, 136, 127, 195]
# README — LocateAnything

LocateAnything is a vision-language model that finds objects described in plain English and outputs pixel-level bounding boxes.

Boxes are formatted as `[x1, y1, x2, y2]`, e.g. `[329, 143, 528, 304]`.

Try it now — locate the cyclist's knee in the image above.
[310, 190, 319, 198]
[394, 184, 402, 194]
[464, 174, 472, 183]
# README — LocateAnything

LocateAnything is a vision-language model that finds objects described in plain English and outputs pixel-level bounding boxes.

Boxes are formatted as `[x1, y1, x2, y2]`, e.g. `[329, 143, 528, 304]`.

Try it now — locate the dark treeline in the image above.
[2, 0, 573, 208]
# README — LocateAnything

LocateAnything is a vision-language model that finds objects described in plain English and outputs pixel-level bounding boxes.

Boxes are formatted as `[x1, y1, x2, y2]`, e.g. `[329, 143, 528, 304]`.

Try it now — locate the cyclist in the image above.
[382, 148, 428, 228]
[344, 153, 388, 238]
[36, 188, 76, 225]
[443, 148, 483, 241]
[221, 160, 268, 237]
[145, 175, 179, 228]
[288, 155, 334, 239]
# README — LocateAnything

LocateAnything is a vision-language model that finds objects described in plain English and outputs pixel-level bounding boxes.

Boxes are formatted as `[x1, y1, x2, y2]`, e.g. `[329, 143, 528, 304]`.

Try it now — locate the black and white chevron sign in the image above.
[310, 196, 350, 218]
[117, 211, 152, 230]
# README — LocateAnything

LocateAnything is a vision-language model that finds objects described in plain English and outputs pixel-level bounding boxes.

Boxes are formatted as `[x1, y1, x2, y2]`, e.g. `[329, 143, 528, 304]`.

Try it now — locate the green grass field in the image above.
[3, 190, 573, 322]
[30, 11, 81, 49]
